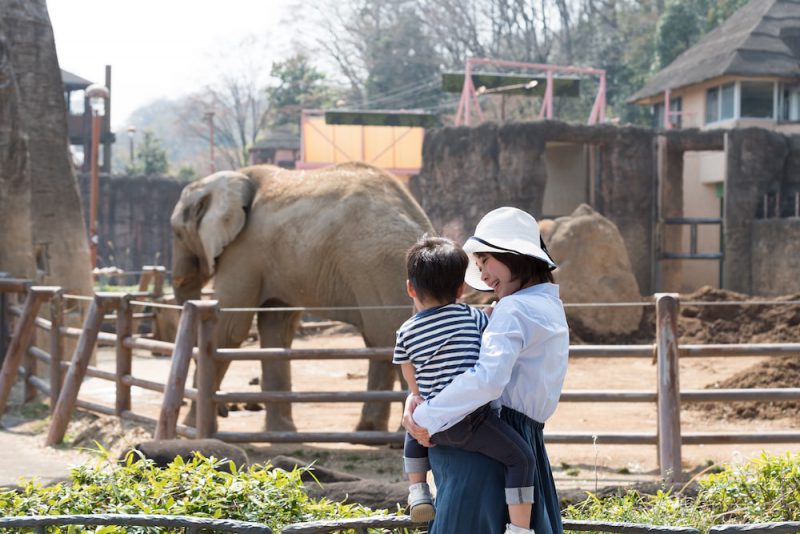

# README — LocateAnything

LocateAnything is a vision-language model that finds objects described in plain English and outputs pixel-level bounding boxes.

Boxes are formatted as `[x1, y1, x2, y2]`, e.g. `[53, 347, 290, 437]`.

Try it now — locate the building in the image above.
[248, 129, 301, 168]
[629, 0, 800, 291]
[62, 66, 114, 172]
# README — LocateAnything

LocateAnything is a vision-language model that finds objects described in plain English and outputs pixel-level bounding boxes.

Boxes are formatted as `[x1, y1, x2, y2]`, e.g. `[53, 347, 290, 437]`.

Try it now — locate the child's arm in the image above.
[400, 362, 421, 396]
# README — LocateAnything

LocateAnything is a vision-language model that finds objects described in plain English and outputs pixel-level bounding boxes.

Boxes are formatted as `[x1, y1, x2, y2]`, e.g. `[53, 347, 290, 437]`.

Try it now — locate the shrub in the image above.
[0, 447, 391, 532]
[564, 452, 800, 532]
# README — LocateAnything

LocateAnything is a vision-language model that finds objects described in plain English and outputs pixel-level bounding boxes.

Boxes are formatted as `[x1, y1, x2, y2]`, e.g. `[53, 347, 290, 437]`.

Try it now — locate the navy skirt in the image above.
[427, 407, 563, 534]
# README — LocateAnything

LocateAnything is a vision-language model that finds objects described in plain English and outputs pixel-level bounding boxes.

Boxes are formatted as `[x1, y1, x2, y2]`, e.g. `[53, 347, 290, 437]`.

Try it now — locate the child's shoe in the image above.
[504, 524, 535, 534]
[407, 482, 435, 523]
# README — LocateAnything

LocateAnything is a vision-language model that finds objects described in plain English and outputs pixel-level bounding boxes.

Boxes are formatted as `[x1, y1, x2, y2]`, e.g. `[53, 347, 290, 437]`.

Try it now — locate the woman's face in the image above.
[476, 253, 522, 300]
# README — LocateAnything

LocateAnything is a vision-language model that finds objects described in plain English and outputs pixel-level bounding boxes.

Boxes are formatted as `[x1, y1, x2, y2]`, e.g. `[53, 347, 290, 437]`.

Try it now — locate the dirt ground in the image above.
[1, 286, 798, 501]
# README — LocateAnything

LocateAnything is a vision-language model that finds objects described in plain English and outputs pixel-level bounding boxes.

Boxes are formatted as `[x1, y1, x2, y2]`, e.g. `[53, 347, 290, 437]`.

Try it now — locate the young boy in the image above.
[393, 235, 537, 534]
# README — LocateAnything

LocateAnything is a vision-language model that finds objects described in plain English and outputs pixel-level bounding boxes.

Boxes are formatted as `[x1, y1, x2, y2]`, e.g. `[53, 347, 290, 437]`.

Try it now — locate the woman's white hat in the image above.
[463, 207, 557, 291]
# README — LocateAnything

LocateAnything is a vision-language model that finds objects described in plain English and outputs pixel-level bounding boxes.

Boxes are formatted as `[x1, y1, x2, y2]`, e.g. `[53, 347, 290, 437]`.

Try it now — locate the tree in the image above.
[315, 0, 442, 109]
[267, 53, 336, 130]
[178, 36, 272, 170]
[654, 0, 702, 69]
[132, 131, 169, 176]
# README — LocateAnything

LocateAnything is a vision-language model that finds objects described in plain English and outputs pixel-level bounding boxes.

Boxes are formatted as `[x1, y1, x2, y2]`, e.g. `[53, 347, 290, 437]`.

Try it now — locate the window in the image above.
[653, 97, 682, 128]
[740, 81, 774, 118]
[780, 83, 800, 121]
[706, 87, 719, 123]
[720, 83, 735, 120]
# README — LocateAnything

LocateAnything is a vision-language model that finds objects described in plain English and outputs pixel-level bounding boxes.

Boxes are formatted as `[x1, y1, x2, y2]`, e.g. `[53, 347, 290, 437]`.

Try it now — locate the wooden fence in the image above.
[1, 275, 799, 480]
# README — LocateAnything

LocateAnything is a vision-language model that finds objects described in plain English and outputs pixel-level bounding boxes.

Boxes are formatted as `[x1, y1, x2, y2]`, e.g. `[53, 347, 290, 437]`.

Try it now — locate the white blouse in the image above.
[412, 283, 570, 434]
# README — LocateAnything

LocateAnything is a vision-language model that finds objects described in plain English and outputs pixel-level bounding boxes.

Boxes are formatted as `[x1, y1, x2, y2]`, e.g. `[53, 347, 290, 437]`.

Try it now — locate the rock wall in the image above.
[412, 120, 656, 294]
[78, 173, 183, 274]
[724, 128, 799, 294]
[751, 219, 800, 296]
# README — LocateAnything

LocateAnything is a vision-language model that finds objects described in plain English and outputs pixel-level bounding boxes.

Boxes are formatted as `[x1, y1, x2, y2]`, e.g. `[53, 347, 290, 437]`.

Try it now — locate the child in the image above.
[405, 208, 568, 534]
[394, 235, 537, 534]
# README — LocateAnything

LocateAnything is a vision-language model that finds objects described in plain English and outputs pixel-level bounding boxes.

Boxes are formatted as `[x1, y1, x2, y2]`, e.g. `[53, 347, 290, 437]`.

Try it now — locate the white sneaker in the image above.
[408, 482, 435, 523]
[504, 524, 535, 534]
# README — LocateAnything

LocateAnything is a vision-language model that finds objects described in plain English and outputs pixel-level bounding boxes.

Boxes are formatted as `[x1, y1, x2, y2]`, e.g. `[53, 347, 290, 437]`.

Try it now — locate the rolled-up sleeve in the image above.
[413, 305, 525, 434]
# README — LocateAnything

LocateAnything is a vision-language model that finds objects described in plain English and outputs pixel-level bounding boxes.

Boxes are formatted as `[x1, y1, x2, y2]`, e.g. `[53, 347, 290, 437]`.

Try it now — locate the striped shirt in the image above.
[393, 303, 488, 400]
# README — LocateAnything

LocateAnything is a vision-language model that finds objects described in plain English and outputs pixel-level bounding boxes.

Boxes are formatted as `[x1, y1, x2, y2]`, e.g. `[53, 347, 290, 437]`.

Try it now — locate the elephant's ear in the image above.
[173, 171, 256, 277]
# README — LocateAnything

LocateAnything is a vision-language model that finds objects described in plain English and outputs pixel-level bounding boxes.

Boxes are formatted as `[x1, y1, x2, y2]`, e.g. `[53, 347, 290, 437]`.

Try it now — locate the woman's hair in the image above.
[477, 252, 554, 286]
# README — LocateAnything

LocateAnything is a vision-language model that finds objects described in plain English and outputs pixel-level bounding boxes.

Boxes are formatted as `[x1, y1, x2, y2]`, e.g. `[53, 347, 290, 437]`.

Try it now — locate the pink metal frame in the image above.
[455, 57, 607, 126]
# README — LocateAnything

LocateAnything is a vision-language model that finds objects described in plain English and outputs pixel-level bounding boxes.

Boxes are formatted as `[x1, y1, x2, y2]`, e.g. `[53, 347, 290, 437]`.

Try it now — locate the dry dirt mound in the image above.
[694, 355, 800, 422]
[678, 286, 800, 344]
[679, 287, 800, 422]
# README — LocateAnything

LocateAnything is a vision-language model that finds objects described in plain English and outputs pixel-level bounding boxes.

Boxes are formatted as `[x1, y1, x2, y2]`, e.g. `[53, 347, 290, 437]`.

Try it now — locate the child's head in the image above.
[463, 207, 557, 293]
[406, 234, 468, 304]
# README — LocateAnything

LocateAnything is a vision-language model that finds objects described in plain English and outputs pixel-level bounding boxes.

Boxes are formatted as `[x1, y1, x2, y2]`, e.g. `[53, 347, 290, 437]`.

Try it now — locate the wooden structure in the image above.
[1, 278, 800, 480]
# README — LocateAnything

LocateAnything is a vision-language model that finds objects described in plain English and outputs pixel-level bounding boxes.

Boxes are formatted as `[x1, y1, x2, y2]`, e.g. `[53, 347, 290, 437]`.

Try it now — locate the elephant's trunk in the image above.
[171, 239, 209, 304]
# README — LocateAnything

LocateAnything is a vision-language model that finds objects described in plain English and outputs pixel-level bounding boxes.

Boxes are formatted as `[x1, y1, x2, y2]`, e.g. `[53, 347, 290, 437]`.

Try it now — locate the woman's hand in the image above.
[403, 393, 433, 447]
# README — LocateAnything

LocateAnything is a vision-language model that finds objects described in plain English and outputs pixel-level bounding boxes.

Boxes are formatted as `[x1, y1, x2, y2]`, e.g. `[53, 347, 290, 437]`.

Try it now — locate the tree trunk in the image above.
[1, 0, 93, 296]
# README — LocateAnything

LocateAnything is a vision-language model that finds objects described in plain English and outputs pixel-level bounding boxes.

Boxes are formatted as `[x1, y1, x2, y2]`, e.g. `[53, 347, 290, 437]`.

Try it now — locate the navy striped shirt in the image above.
[393, 303, 488, 400]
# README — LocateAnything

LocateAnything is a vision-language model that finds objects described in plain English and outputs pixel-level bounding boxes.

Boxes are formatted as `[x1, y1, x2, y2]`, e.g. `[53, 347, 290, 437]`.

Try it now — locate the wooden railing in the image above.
[1, 278, 799, 481]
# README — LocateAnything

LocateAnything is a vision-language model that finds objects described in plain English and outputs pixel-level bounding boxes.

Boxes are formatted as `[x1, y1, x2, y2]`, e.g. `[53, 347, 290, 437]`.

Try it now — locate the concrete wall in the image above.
[78, 173, 183, 275]
[751, 219, 800, 296]
[412, 121, 656, 294]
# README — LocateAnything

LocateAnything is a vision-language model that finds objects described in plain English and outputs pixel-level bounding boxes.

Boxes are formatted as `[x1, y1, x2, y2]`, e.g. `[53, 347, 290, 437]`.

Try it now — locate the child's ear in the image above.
[455, 282, 465, 299]
[406, 280, 417, 299]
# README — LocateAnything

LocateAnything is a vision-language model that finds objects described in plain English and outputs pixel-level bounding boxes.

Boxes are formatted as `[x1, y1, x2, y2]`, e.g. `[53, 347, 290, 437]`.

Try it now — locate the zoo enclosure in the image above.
[1, 275, 799, 481]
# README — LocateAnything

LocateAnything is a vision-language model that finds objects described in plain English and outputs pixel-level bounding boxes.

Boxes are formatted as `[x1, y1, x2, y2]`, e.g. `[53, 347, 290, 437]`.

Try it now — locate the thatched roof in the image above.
[251, 129, 300, 151]
[629, 0, 800, 103]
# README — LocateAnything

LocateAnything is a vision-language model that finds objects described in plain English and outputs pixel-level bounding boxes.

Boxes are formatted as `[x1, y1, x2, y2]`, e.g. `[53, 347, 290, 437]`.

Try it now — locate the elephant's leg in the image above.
[182, 310, 254, 429]
[356, 315, 405, 432]
[183, 359, 233, 428]
[257, 308, 302, 431]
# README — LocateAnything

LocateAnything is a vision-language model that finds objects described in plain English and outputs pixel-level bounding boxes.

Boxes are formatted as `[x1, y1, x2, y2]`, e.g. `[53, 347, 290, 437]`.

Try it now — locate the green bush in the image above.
[0, 447, 393, 533]
[564, 452, 800, 532]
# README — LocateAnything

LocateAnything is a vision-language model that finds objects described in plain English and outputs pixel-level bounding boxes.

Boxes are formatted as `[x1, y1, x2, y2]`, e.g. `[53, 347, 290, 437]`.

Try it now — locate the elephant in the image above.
[170, 161, 434, 432]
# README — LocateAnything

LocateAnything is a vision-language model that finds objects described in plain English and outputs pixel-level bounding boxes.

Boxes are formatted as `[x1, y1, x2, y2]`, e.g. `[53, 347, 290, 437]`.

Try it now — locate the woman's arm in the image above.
[412, 307, 526, 434]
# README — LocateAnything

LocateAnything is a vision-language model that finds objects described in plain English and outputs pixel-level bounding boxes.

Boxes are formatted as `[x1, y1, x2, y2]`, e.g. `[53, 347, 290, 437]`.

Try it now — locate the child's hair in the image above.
[406, 235, 469, 303]
[476, 252, 555, 286]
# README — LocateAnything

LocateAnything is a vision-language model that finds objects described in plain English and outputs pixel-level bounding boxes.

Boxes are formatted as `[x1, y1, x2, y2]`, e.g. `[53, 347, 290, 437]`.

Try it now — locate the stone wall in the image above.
[724, 128, 800, 294]
[751, 219, 800, 296]
[78, 173, 183, 274]
[411, 120, 657, 294]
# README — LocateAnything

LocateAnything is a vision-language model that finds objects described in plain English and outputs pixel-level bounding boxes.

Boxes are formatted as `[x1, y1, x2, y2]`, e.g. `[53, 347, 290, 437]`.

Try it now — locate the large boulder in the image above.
[540, 204, 643, 336]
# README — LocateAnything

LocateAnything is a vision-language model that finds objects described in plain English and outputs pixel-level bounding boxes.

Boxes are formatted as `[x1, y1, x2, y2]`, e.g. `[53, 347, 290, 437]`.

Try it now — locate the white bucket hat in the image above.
[463, 207, 557, 291]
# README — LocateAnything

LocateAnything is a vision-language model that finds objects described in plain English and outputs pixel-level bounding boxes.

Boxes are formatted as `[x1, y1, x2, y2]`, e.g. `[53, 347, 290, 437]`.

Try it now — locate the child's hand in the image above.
[403, 394, 433, 447]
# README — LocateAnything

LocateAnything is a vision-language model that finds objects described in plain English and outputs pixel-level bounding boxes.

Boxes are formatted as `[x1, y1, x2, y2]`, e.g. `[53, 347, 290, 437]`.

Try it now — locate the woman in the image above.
[403, 206, 569, 534]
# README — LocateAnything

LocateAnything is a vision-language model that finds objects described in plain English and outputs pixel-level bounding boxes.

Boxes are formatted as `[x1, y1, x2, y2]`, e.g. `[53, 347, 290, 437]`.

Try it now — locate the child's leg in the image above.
[403, 432, 435, 522]
[403, 432, 430, 482]
[434, 406, 535, 531]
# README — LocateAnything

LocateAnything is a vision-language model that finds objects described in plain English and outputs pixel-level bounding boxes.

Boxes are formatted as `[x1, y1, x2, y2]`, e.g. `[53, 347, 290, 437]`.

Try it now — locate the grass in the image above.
[564, 452, 800, 531]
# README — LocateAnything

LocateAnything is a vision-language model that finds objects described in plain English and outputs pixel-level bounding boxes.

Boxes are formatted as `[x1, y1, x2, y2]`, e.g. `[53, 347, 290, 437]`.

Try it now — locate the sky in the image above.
[48, 0, 306, 129]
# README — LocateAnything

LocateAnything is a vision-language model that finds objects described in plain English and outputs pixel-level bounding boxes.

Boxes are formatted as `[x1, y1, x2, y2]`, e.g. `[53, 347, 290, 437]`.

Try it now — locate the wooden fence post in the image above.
[195, 301, 219, 439]
[115, 295, 133, 416]
[155, 301, 200, 439]
[0, 286, 56, 417]
[22, 328, 37, 403]
[46, 293, 121, 446]
[656, 292, 682, 481]
[49, 292, 65, 413]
